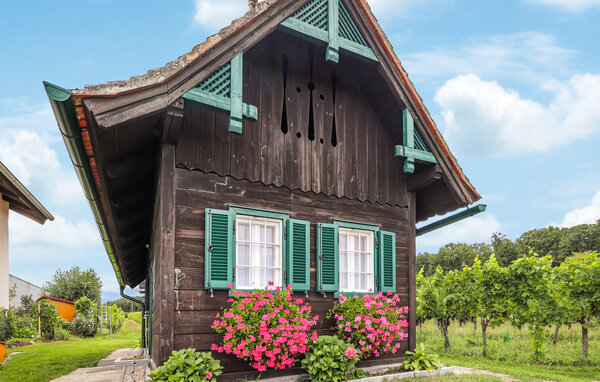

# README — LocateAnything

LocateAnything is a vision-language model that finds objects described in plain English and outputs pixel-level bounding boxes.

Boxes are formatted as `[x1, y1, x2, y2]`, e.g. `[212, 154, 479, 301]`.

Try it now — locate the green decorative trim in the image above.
[333, 220, 379, 232]
[395, 146, 437, 164]
[279, 0, 378, 63]
[183, 52, 258, 135]
[326, 0, 339, 63]
[229, 53, 244, 134]
[417, 204, 487, 237]
[229, 206, 289, 220]
[395, 109, 437, 173]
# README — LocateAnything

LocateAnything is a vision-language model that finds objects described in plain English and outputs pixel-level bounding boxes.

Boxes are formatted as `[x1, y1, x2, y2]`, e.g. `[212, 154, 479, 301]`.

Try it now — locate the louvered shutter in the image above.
[205, 209, 234, 290]
[317, 223, 339, 292]
[377, 230, 396, 293]
[286, 219, 311, 291]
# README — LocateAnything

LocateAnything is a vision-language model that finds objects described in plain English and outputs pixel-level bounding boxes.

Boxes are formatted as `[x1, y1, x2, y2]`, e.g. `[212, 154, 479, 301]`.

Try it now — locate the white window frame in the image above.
[235, 215, 283, 290]
[338, 228, 375, 293]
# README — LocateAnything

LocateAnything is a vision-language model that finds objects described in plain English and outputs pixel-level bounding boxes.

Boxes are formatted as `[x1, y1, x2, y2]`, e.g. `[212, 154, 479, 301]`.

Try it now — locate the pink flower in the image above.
[344, 347, 358, 360]
[205, 372, 213, 379]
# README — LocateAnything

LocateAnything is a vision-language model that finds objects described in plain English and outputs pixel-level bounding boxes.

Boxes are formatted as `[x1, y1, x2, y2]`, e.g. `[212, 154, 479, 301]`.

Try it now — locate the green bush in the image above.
[301, 336, 364, 382]
[105, 305, 126, 331]
[74, 296, 96, 319]
[150, 349, 223, 382]
[54, 327, 71, 341]
[58, 318, 74, 334]
[6, 337, 42, 347]
[73, 314, 96, 338]
[0, 309, 17, 342]
[39, 300, 60, 340]
[403, 343, 441, 372]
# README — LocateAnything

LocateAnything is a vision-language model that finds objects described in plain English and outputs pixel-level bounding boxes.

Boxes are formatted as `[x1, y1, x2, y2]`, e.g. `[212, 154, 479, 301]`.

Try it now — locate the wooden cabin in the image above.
[45, 0, 480, 379]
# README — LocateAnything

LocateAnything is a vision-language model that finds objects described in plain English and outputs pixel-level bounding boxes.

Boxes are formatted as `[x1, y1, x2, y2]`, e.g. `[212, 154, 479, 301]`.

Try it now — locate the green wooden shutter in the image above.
[287, 219, 311, 291]
[377, 230, 396, 293]
[205, 209, 234, 290]
[317, 223, 339, 292]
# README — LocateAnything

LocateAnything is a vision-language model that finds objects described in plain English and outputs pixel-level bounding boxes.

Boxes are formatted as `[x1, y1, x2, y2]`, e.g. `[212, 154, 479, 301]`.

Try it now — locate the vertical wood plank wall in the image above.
[175, 33, 408, 209]
[171, 170, 410, 380]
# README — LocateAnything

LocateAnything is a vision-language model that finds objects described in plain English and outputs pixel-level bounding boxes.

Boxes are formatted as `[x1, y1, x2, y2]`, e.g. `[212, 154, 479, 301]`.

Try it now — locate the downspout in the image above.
[120, 285, 146, 348]
[416, 204, 487, 236]
[43, 81, 124, 286]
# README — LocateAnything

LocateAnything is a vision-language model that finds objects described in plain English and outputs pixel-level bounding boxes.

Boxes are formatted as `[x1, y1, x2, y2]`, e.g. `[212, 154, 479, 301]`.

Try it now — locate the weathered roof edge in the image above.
[0, 161, 54, 224]
[70, 0, 479, 204]
[72, 0, 279, 97]
[354, 0, 480, 203]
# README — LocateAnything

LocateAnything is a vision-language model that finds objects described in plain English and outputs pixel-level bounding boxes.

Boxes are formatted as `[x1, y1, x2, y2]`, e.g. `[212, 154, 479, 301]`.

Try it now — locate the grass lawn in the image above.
[0, 319, 141, 382]
[418, 320, 600, 382]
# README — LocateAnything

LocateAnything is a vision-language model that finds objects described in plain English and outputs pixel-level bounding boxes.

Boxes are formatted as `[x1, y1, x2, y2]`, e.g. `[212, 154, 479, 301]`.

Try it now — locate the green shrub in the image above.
[0, 309, 17, 342]
[127, 311, 142, 325]
[39, 300, 60, 340]
[55, 327, 71, 341]
[58, 318, 74, 333]
[73, 314, 96, 337]
[301, 336, 364, 382]
[105, 305, 126, 331]
[403, 343, 441, 372]
[74, 296, 96, 319]
[150, 349, 223, 382]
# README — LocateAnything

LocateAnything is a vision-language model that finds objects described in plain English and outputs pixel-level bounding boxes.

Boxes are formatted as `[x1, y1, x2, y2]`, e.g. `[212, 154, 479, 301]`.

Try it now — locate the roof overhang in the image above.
[0, 162, 53, 225]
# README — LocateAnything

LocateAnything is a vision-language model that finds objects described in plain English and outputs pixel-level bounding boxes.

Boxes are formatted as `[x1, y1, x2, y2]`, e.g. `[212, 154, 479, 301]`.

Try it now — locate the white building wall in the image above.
[9, 275, 43, 308]
[0, 196, 9, 309]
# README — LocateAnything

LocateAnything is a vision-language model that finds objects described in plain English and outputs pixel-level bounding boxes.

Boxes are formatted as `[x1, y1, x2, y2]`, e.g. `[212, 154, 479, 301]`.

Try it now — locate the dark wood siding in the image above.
[172, 169, 409, 380]
[176, 33, 407, 208]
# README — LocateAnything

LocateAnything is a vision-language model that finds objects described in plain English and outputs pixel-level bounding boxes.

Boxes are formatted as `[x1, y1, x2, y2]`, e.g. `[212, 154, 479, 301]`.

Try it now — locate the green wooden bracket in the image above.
[229, 53, 244, 134]
[395, 109, 437, 173]
[182, 52, 258, 134]
[326, 0, 339, 63]
[279, 0, 378, 64]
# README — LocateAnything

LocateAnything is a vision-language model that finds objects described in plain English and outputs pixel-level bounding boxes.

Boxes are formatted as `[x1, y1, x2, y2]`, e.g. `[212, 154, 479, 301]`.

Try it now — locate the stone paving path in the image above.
[50, 348, 135, 382]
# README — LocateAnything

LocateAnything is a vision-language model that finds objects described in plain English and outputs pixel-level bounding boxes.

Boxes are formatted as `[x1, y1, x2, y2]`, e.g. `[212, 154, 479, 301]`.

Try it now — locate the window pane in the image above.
[360, 274, 367, 290]
[265, 245, 275, 267]
[340, 252, 347, 271]
[237, 267, 250, 288]
[238, 222, 250, 241]
[266, 268, 275, 286]
[340, 272, 348, 290]
[352, 235, 360, 252]
[359, 235, 367, 252]
[355, 252, 362, 272]
[238, 244, 250, 265]
[266, 224, 276, 243]
[339, 233, 347, 250]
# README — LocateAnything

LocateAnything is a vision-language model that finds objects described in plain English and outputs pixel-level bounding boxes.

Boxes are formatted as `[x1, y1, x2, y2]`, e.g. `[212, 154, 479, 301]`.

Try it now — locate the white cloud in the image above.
[560, 190, 600, 227]
[435, 73, 600, 157]
[525, 0, 600, 12]
[403, 32, 575, 84]
[10, 213, 99, 251]
[193, 0, 248, 31]
[417, 215, 502, 248]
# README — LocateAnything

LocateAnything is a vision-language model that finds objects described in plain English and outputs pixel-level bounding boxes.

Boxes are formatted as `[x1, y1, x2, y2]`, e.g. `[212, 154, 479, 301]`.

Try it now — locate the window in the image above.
[339, 228, 374, 293]
[204, 207, 310, 292]
[236, 216, 283, 290]
[317, 221, 396, 295]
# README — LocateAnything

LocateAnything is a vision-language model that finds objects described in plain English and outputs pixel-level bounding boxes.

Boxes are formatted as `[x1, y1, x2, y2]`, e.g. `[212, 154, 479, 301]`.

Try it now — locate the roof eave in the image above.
[43, 81, 125, 287]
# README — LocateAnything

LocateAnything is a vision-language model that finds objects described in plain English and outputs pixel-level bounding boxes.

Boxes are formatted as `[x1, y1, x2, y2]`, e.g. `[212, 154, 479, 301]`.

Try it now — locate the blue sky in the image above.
[1, 0, 599, 301]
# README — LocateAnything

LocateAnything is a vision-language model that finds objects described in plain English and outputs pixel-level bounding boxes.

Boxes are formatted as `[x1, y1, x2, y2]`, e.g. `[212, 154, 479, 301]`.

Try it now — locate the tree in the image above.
[491, 233, 520, 267]
[557, 222, 600, 264]
[44, 266, 102, 306]
[506, 254, 555, 360]
[558, 251, 600, 358]
[475, 256, 509, 357]
[417, 267, 463, 350]
[107, 297, 143, 312]
[416, 243, 492, 276]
